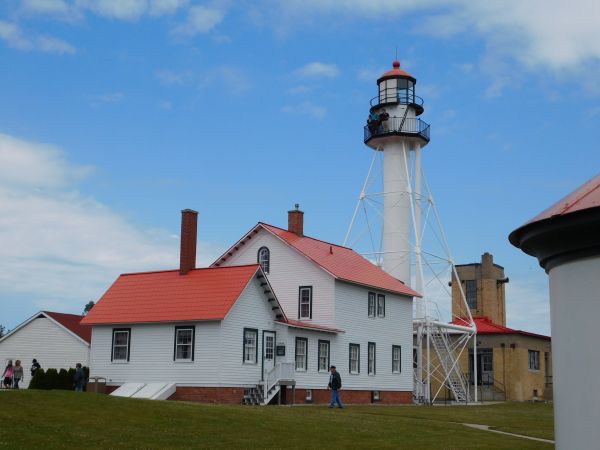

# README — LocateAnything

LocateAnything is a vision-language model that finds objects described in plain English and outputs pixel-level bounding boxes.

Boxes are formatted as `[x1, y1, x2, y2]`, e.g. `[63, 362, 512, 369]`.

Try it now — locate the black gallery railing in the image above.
[364, 117, 431, 143]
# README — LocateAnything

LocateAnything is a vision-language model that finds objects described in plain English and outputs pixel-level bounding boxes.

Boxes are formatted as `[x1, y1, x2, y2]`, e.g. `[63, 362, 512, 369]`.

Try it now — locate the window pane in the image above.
[393, 346, 401, 373]
[318, 342, 329, 371]
[258, 247, 270, 273]
[113, 346, 127, 360]
[114, 331, 128, 346]
[466, 280, 477, 309]
[244, 330, 257, 363]
[177, 329, 192, 345]
[377, 295, 385, 317]
[265, 336, 274, 360]
[350, 345, 359, 373]
[296, 340, 307, 370]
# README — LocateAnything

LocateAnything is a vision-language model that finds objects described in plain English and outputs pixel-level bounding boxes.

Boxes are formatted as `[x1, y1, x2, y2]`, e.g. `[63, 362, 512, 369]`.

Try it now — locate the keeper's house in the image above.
[82, 208, 419, 404]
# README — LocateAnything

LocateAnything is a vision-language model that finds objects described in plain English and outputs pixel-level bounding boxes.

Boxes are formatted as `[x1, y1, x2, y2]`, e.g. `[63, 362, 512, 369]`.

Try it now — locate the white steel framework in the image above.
[345, 147, 478, 404]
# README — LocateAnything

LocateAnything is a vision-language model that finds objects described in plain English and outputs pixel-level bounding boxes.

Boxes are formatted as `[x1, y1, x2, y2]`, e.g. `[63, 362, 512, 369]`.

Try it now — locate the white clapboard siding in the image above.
[271, 281, 413, 391]
[0, 316, 89, 388]
[220, 228, 336, 326]
[332, 280, 414, 391]
[89, 276, 280, 387]
[219, 274, 279, 386]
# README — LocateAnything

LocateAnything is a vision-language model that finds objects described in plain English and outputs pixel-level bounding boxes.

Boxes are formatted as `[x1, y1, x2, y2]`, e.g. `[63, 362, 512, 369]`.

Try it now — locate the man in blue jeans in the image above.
[328, 365, 343, 408]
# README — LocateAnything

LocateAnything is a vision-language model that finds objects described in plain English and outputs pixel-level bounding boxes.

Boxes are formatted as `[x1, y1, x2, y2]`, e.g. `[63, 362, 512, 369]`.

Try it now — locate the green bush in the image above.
[67, 368, 76, 389]
[44, 369, 59, 390]
[28, 368, 45, 390]
[57, 369, 71, 390]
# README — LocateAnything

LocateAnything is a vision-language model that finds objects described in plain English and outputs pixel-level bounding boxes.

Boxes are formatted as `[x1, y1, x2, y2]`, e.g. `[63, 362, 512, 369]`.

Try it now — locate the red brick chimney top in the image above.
[288, 204, 304, 237]
[180, 209, 198, 275]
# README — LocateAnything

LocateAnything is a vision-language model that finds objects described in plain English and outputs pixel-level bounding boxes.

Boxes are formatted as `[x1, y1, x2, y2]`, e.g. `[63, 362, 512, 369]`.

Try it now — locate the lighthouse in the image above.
[364, 60, 430, 286]
[349, 60, 476, 404]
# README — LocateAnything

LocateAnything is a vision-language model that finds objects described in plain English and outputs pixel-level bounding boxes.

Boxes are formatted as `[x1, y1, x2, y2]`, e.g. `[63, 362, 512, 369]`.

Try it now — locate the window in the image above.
[298, 286, 312, 319]
[174, 326, 195, 361]
[111, 328, 131, 362]
[377, 294, 386, 317]
[349, 344, 360, 374]
[295, 337, 308, 371]
[529, 350, 540, 370]
[392, 345, 402, 373]
[264, 334, 274, 361]
[368, 292, 376, 317]
[368, 342, 376, 375]
[318, 340, 330, 372]
[243, 328, 258, 364]
[257, 246, 270, 273]
[466, 280, 477, 309]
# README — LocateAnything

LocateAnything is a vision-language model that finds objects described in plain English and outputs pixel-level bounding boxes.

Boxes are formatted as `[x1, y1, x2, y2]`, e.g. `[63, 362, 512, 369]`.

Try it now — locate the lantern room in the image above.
[371, 60, 424, 116]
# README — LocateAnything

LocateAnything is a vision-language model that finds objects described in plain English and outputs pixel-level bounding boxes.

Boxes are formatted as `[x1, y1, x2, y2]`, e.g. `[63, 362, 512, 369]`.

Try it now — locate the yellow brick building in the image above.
[423, 253, 552, 402]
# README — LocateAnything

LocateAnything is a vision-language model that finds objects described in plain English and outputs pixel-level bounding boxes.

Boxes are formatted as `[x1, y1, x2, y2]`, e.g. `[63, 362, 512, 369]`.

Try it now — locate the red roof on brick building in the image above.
[81, 265, 264, 325]
[213, 223, 420, 298]
[451, 316, 550, 340]
[44, 311, 92, 343]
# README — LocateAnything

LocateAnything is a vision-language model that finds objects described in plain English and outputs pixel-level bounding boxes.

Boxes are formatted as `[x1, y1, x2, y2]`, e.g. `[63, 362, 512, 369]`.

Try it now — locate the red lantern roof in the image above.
[379, 60, 415, 81]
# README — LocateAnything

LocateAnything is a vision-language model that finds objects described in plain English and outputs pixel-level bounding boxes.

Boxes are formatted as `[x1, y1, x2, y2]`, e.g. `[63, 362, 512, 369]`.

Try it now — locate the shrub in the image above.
[57, 368, 71, 390]
[44, 368, 59, 390]
[28, 368, 45, 390]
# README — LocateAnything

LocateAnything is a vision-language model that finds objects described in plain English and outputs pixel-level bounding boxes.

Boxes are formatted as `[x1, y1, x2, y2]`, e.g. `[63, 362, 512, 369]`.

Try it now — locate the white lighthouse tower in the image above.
[346, 60, 476, 404]
[364, 60, 428, 285]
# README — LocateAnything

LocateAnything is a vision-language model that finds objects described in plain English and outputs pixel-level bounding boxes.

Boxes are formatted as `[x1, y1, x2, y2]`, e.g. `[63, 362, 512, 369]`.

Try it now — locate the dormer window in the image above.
[257, 246, 270, 273]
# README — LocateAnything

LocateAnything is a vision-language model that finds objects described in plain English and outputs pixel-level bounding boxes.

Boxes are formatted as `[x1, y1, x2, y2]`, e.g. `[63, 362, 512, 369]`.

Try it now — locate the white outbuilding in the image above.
[0, 311, 91, 387]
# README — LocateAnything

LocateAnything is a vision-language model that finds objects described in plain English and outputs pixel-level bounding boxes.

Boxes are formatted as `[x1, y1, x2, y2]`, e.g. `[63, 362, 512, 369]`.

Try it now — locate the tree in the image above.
[83, 301, 95, 315]
[0, 324, 5, 338]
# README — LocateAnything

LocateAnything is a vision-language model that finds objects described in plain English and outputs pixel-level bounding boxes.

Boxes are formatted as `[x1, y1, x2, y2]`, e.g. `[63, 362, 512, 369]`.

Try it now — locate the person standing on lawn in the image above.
[74, 363, 85, 392]
[30, 359, 41, 378]
[2, 360, 13, 389]
[328, 365, 344, 408]
[12, 360, 23, 389]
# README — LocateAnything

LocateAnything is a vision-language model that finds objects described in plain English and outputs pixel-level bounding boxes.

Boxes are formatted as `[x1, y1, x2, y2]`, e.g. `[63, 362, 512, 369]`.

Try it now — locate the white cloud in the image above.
[76, 0, 148, 21]
[0, 133, 221, 324]
[149, 0, 189, 16]
[88, 92, 125, 106]
[173, 5, 224, 36]
[21, 0, 72, 15]
[155, 69, 193, 85]
[0, 20, 75, 54]
[282, 101, 326, 119]
[295, 62, 339, 79]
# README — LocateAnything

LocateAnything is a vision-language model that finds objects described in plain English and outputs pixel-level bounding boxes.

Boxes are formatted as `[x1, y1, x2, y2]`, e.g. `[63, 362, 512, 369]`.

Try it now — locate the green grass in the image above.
[0, 391, 553, 449]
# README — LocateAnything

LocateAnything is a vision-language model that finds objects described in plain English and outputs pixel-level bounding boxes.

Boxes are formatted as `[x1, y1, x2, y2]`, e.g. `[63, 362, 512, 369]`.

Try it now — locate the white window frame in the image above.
[349, 343, 360, 374]
[112, 329, 130, 363]
[318, 340, 330, 372]
[295, 338, 308, 371]
[298, 286, 312, 319]
[377, 294, 386, 317]
[528, 350, 540, 370]
[368, 292, 376, 317]
[243, 328, 258, 364]
[392, 345, 401, 373]
[368, 342, 376, 375]
[174, 327, 194, 362]
[257, 246, 270, 273]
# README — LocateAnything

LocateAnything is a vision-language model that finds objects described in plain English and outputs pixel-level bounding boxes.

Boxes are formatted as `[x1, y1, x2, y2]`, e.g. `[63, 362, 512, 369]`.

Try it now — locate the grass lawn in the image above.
[0, 391, 553, 449]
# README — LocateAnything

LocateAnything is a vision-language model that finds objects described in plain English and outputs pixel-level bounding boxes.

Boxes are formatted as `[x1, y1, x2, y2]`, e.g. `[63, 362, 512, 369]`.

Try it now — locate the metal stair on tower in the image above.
[429, 323, 470, 403]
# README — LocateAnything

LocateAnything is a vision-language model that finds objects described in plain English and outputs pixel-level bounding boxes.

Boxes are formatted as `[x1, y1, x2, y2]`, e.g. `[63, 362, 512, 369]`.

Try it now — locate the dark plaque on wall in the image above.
[276, 345, 286, 356]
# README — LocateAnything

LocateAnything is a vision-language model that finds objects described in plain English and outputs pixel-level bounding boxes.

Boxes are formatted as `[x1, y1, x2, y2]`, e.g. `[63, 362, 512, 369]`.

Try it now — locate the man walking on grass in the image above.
[328, 365, 343, 408]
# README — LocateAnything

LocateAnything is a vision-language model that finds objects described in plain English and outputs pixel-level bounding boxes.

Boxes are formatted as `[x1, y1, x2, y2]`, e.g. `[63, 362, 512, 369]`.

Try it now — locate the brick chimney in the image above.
[180, 209, 198, 275]
[288, 204, 304, 237]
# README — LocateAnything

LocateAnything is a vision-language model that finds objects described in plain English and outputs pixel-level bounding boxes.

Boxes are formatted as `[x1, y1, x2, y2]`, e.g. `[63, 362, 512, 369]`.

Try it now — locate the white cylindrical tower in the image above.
[364, 60, 430, 285]
[509, 174, 600, 450]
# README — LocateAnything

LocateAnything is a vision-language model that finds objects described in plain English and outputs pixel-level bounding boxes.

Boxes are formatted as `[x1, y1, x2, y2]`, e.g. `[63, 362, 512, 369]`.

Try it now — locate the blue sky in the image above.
[1, 0, 599, 333]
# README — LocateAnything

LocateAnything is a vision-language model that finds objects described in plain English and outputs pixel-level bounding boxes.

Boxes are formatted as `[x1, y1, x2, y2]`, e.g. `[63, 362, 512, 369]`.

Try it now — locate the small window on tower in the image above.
[465, 280, 477, 309]
[257, 247, 270, 273]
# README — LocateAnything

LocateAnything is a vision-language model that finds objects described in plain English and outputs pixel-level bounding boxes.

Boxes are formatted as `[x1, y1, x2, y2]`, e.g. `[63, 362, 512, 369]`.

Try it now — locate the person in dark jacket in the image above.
[30, 359, 41, 378]
[327, 365, 344, 408]
[74, 363, 85, 392]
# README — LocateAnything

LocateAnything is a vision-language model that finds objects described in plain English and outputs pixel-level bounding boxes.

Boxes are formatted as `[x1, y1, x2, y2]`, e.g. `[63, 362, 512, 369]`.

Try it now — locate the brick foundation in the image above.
[168, 387, 246, 404]
[103, 385, 412, 405]
[290, 388, 412, 405]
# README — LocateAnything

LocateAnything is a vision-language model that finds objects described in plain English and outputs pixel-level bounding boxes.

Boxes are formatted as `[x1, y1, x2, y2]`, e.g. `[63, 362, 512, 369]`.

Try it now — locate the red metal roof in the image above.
[526, 173, 600, 225]
[451, 316, 550, 340]
[258, 223, 420, 297]
[379, 60, 415, 80]
[81, 265, 261, 325]
[44, 311, 91, 343]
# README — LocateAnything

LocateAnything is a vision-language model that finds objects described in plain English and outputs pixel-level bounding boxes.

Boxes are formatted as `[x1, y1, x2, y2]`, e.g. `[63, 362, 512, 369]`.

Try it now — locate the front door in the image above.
[470, 349, 493, 385]
[263, 331, 276, 377]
